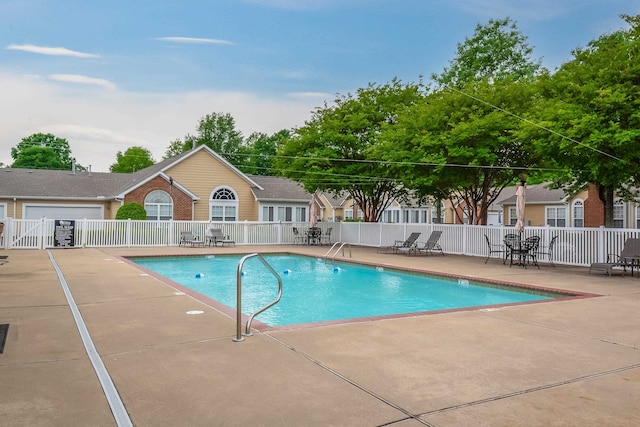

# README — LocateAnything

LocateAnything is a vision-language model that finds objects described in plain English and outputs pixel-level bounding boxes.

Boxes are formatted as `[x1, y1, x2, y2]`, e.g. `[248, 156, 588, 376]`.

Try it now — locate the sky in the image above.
[1, 0, 638, 172]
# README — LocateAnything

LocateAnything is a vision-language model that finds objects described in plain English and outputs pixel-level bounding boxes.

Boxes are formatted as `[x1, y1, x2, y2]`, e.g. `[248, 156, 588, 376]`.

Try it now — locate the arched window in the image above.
[144, 190, 173, 220]
[572, 199, 584, 227]
[210, 187, 238, 222]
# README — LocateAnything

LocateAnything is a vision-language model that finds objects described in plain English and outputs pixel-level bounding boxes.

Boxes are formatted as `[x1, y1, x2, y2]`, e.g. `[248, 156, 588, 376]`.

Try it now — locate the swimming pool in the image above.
[131, 254, 565, 327]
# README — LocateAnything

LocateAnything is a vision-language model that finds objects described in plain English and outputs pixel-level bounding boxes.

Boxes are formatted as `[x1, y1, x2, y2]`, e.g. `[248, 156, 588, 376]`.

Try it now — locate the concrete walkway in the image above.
[1, 245, 639, 426]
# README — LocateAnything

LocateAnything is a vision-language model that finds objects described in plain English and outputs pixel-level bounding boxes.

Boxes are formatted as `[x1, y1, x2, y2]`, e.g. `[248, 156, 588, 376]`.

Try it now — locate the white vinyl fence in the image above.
[1, 217, 638, 267]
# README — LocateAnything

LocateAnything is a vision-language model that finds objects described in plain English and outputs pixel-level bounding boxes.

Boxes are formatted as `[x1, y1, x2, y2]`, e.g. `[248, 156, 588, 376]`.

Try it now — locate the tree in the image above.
[522, 14, 640, 226]
[382, 78, 539, 224]
[163, 113, 244, 164]
[110, 146, 155, 173]
[239, 129, 290, 175]
[433, 17, 541, 88]
[11, 133, 74, 170]
[11, 146, 67, 170]
[383, 17, 543, 224]
[277, 79, 425, 222]
[115, 202, 147, 220]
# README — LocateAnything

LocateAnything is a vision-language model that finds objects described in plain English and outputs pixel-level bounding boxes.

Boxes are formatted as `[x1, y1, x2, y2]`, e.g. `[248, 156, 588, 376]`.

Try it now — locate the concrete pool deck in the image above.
[1, 245, 639, 426]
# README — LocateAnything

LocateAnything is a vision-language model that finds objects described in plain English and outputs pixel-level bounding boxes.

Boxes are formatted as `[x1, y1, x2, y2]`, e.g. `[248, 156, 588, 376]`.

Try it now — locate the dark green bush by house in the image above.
[115, 202, 147, 220]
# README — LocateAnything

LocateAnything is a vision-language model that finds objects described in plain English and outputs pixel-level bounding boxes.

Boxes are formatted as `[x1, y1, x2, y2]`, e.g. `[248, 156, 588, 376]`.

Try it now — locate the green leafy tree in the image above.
[277, 79, 425, 222]
[110, 146, 155, 173]
[115, 202, 147, 220]
[163, 113, 244, 165]
[11, 133, 74, 170]
[163, 139, 187, 160]
[239, 129, 290, 175]
[433, 17, 541, 87]
[11, 146, 67, 170]
[382, 79, 539, 224]
[383, 17, 542, 224]
[522, 14, 640, 226]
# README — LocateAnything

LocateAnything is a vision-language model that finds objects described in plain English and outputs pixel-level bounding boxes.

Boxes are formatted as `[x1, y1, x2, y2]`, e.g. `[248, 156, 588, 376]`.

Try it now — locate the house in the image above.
[0, 145, 312, 222]
[499, 183, 640, 228]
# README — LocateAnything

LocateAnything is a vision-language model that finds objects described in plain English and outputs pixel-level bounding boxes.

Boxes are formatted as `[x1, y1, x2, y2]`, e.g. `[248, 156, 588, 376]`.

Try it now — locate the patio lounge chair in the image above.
[205, 228, 235, 247]
[484, 234, 506, 264]
[378, 232, 421, 254]
[407, 230, 444, 256]
[179, 230, 204, 247]
[589, 238, 640, 276]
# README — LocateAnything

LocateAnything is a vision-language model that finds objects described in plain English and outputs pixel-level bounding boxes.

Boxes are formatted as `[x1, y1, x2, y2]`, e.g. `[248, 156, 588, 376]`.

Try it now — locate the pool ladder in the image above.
[233, 253, 282, 342]
[323, 242, 352, 261]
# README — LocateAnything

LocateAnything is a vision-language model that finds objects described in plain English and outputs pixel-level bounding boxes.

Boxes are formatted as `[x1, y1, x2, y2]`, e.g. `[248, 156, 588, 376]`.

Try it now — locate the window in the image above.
[508, 207, 517, 226]
[403, 209, 429, 224]
[636, 205, 640, 229]
[546, 206, 566, 227]
[144, 190, 173, 220]
[572, 199, 584, 227]
[344, 209, 354, 220]
[382, 208, 400, 223]
[431, 202, 445, 224]
[613, 199, 624, 228]
[261, 205, 306, 222]
[210, 187, 238, 222]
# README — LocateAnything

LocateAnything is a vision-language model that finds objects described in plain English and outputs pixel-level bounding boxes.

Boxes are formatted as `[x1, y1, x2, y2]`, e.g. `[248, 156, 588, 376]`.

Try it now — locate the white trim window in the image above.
[636, 205, 640, 229]
[381, 208, 400, 223]
[403, 209, 429, 224]
[210, 187, 238, 222]
[508, 207, 517, 226]
[261, 205, 306, 222]
[344, 209, 354, 220]
[0, 202, 6, 219]
[613, 199, 624, 228]
[144, 190, 173, 221]
[546, 206, 567, 227]
[572, 199, 584, 228]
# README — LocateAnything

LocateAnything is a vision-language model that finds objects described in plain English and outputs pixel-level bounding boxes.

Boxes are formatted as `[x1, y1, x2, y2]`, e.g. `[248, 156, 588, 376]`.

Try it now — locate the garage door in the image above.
[24, 204, 104, 220]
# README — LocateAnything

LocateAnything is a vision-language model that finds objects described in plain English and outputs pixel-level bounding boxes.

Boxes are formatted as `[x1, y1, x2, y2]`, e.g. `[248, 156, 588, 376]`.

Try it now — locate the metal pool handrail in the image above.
[323, 242, 352, 261]
[233, 253, 283, 342]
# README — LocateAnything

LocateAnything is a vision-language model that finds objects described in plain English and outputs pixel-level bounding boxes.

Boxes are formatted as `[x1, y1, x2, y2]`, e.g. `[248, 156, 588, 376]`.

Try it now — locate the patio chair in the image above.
[484, 234, 506, 264]
[536, 236, 558, 267]
[589, 238, 640, 276]
[0, 255, 8, 266]
[321, 227, 333, 245]
[292, 227, 303, 245]
[412, 230, 444, 256]
[397, 231, 440, 256]
[179, 230, 204, 247]
[378, 232, 421, 254]
[205, 228, 235, 247]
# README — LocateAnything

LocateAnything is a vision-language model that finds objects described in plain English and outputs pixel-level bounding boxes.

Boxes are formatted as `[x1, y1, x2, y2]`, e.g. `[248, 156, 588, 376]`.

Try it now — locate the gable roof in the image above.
[249, 175, 311, 202]
[499, 183, 567, 205]
[0, 167, 138, 200]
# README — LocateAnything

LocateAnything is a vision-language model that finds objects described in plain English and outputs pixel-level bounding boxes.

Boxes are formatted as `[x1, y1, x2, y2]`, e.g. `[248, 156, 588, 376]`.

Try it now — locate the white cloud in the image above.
[5, 43, 99, 58]
[0, 72, 319, 171]
[156, 37, 235, 45]
[49, 74, 117, 90]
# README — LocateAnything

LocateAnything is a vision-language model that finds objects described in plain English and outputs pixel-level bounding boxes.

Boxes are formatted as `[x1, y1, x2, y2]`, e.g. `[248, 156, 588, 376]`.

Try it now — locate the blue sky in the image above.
[1, 0, 638, 171]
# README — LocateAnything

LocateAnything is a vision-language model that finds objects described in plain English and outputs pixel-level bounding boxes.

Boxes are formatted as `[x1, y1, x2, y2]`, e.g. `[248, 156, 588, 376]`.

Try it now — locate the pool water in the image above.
[131, 255, 556, 326]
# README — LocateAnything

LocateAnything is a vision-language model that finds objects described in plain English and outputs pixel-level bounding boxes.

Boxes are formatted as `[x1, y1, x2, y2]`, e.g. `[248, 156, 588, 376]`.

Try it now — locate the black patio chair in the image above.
[484, 234, 506, 264]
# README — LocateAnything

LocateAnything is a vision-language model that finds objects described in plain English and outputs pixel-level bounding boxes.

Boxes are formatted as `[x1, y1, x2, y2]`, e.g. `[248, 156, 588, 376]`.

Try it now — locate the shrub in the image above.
[115, 202, 147, 220]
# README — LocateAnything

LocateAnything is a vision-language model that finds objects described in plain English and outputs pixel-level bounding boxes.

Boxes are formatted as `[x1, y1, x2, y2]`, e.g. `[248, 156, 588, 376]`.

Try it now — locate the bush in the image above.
[115, 202, 147, 220]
